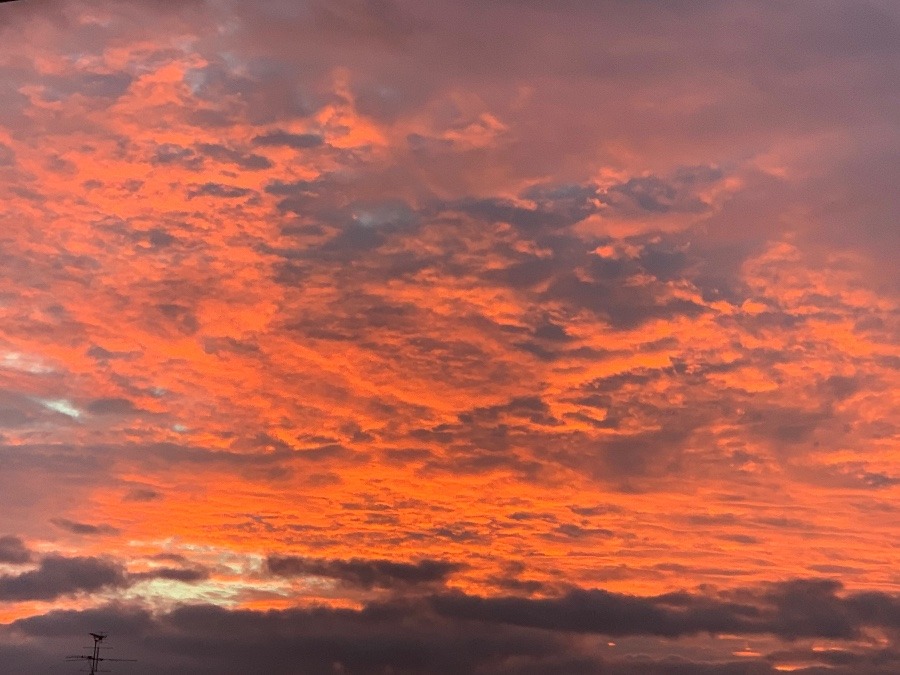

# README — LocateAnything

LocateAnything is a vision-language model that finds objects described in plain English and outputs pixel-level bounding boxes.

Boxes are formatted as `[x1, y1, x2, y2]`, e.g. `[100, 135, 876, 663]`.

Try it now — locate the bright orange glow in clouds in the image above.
[0, 1, 898, 673]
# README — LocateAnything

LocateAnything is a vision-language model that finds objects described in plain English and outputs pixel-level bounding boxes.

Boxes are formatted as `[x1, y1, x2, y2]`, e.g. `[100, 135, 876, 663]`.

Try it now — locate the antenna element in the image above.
[65, 632, 137, 674]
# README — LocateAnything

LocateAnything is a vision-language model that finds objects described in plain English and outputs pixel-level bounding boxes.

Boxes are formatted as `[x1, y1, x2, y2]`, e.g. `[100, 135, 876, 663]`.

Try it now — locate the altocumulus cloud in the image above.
[0, 0, 897, 673]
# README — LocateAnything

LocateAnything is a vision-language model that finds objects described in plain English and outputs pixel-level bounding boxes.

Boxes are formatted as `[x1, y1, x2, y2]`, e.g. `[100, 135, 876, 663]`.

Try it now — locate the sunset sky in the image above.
[0, 0, 898, 673]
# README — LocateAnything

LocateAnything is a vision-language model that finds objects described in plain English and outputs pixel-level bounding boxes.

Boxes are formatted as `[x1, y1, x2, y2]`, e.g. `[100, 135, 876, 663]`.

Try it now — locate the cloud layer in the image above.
[0, 0, 897, 671]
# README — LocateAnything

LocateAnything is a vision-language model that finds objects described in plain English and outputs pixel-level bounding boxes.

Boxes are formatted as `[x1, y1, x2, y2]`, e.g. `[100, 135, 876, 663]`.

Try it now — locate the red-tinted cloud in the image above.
[0, 0, 897, 671]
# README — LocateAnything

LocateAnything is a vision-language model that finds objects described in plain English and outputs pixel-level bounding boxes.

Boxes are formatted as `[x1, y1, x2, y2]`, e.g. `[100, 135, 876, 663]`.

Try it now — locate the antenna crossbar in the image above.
[64, 633, 137, 674]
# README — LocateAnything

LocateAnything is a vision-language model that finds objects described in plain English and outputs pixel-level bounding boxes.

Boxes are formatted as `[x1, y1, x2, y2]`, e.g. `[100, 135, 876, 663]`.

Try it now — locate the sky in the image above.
[0, 0, 898, 672]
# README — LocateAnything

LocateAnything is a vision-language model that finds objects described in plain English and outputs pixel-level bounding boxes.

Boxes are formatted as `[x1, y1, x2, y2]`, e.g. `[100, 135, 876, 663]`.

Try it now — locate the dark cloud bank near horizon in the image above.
[2, 556, 900, 673]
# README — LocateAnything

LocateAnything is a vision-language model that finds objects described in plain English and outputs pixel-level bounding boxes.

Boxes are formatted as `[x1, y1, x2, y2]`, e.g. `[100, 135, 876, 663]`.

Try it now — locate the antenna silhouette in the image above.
[65, 633, 137, 674]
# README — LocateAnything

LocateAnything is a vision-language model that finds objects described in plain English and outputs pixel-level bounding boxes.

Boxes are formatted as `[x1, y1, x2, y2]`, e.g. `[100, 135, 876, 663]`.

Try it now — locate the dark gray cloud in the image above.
[0, 555, 126, 601]
[0, 550, 208, 603]
[0, 401, 34, 428]
[152, 143, 202, 169]
[130, 566, 209, 583]
[5, 600, 569, 675]
[434, 579, 900, 641]
[86, 397, 139, 415]
[599, 167, 722, 215]
[544, 263, 708, 329]
[154, 303, 200, 335]
[252, 130, 325, 149]
[51, 518, 121, 536]
[432, 587, 755, 638]
[3, 579, 900, 674]
[448, 194, 592, 231]
[0, 535, 32, 564]
[86, 344, 141, 360]
[266, 555, 462, 589]
[186, 183, 255, 199]
[40, 71, 134, 102]
[122, 488, 162, 502]
[195, 142, 272, 170]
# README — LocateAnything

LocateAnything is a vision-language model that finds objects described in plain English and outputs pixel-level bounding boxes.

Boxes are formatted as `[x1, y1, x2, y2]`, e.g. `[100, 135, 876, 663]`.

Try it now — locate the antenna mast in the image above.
[65, 633, 137, 673]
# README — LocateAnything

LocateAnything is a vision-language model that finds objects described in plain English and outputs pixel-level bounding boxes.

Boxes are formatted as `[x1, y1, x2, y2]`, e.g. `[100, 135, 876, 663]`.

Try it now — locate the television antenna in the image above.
[65, 632, 137, 674]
